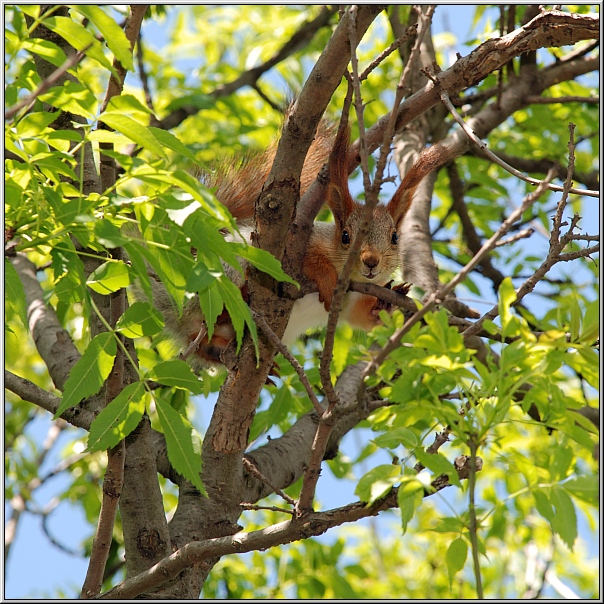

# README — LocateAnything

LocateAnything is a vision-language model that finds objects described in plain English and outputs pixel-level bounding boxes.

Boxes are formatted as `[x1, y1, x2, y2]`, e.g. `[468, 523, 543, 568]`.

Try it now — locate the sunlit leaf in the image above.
[155, 395, 206, 496]
[86, 381, 147, 452]
[54, 332, 117, 417]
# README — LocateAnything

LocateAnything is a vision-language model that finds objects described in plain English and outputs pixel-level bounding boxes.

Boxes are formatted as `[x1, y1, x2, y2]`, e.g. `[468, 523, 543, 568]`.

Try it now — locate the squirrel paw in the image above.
[371, 281, 411, 316]
[390, 281, 411, 296]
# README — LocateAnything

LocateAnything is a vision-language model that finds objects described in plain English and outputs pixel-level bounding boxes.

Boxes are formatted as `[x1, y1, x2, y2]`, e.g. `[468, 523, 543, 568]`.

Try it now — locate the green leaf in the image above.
[155, 395, 206, 496]
[562, 475, 599, 505]
[569, 297, 581, 342]
[38, 81, 97, 120]
[397, 478, 424, 533]
[578, 299, 599, 344]
[215, 277, 258, 357]
[87, 260, 131, 294]
[134, 236, 188, 313]
[99, 113, 167, 159]
[374, 427, 419, 450]
[116, 301, 164, 338]
[5, 259, 29, 330]
[415, 448, 461, 487]
[94, 219, 129, 248]
[106, 94, 153, 117]
[355, 464, 401, 504]
[165, 170, 232, 223]
[123, 240, 153, 302]
[21, 37, 67, 67]
[148, 360, 203, 394]
[86, 382, 146, 453]
[30, 153, 78, 181]
[550, 487, 578, 550]
[498, 277, 518, 339]
[198, 282, 223, 341]
[446, 537, 468, 586]
[533, 488, 554, 521]
[42, 16, 114, 71]
[15, 110, 60, 136]
[54, 332, 117, 417]
[148, 127, 197, 161]
[72, 5, 134, 71]
[233, 244, 298, 287]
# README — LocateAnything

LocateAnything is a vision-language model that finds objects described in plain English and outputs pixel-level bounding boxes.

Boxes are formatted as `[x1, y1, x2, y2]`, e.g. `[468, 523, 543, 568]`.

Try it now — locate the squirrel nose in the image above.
[362, 252, 380, 270]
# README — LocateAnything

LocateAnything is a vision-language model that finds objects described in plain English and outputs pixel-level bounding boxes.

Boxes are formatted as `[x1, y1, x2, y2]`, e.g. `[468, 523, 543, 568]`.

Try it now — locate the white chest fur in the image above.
[281, 291, 367, 345]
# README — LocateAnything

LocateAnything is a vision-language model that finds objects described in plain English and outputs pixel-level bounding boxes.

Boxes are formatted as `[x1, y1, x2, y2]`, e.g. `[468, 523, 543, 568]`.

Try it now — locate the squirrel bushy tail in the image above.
[203, 119, 335, 222]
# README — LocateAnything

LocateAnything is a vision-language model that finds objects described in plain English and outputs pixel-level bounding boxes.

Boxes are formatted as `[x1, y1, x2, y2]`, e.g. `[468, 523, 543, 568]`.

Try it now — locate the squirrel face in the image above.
[332, 203, 400, 286]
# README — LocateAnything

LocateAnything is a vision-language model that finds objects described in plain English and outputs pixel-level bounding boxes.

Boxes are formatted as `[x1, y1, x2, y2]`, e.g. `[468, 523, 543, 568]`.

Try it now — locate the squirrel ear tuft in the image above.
[387, 184, 415, 229]
[326, 182, 350, 227]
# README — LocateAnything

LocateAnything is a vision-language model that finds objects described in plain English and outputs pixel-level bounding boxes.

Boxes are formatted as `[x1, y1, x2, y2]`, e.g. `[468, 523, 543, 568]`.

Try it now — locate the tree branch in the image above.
[9, 255, 81, 392]
[4, 370, 95, 430]
[101, 455, 479, 599]
[362, 170, 557, 382]
[151, 6, 337, 131]
[350, 10, 599, 170]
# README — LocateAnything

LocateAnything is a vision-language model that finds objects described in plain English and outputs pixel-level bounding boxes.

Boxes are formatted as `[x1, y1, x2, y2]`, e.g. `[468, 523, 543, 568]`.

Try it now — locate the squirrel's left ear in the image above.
[387, 183, 415, 230]
[387, 142, 453, 228]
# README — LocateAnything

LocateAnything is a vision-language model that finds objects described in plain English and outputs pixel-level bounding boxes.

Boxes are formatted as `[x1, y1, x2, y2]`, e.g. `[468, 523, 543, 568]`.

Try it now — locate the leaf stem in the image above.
[467, 436, 484, 598]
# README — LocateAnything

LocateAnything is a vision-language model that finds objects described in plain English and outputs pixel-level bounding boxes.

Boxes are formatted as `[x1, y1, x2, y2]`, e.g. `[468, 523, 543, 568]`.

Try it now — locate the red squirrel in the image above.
[152, 118, 448, 370]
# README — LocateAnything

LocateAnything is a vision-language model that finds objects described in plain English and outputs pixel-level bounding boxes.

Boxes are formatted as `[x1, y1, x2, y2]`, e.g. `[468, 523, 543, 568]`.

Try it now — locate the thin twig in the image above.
[151, 6, 337, 131]
[5, 44, 92, 121]
[413, 428, 451, 473]
[252, 311, 324, 415]
[359, 25, 418, 80]
[181, 324, 207, 360]
[240, 503, 295, 516]
[362, 168, 557, 381]
[136, 30, 155, 113]
[325, 5, 435, 401]
[242, 457, 296, 507]
[463, 125, 590, 339]
[440, 90, 598, 198]
[41, 501, 85, 557]
[467, 436, 484, 598]
[526, 94, 599, 104]
[495, 228, 535, 247]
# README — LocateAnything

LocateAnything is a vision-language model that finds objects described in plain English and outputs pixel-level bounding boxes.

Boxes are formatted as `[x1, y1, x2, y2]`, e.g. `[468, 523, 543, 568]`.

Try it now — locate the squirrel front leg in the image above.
[302, 245, 338, 311]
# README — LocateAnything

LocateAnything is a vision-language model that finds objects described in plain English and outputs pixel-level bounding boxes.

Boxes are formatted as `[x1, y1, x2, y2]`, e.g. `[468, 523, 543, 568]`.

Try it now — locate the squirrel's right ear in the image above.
[326, 122, 355, 223]
[326, 182, 352, 228]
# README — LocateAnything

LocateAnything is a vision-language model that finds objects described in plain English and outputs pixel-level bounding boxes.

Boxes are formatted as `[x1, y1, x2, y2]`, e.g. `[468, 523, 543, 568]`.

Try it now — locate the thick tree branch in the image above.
[4, 370, 94, 430]
[205, 4, 384, 461]
[350, 10, 599, 170]
[101, 454, 479, 599]
[10, 255, 81, 392]
[81, 443, 125, 598]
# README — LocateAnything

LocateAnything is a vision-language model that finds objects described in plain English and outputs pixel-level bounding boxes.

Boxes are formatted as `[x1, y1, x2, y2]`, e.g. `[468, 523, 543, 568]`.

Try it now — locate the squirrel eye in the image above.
[391, 231, 398, 245]
[341, 230, 351, 245]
